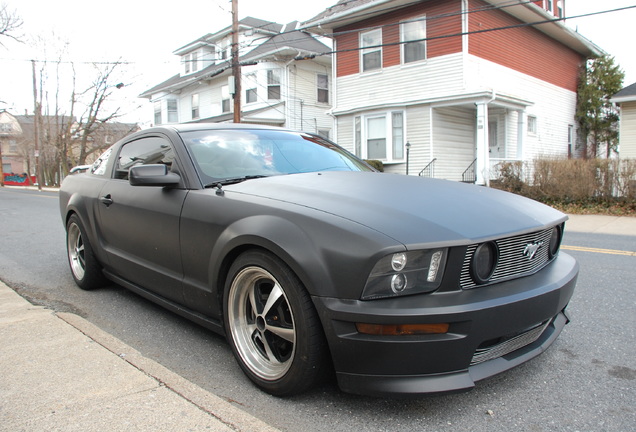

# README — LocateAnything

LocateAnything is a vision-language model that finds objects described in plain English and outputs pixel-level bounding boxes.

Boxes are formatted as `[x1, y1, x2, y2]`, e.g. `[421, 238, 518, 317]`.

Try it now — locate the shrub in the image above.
[492, 157, 636, 215]
[364, 159, 384, 172]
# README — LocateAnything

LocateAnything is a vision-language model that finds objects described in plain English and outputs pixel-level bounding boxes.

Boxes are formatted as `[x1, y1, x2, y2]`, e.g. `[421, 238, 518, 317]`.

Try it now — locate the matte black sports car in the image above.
[59, 124, 578, 397]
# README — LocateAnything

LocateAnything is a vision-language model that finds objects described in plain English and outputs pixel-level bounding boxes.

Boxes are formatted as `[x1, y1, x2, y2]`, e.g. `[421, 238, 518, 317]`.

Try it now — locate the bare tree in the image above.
[71, 61, 124, 166]
[0, 3, 22, 45]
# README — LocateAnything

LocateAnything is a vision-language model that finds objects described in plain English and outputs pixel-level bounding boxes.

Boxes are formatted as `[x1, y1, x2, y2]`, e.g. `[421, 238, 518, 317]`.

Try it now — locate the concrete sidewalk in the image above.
[0, 281, 279, 432]
[565, 214, 636, 236]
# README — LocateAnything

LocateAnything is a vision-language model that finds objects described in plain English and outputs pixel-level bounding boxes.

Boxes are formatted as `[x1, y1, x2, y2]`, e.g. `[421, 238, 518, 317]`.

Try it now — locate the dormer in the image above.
[173, 38, 217, 76]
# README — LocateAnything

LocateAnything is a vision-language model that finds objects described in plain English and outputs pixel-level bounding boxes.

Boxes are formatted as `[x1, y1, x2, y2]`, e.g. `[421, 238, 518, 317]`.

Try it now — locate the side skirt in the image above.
[103, 270, 225, 336]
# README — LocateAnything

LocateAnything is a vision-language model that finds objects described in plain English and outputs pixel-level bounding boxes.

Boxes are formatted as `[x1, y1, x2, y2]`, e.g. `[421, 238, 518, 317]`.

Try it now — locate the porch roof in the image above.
[331, 90, 532, 116]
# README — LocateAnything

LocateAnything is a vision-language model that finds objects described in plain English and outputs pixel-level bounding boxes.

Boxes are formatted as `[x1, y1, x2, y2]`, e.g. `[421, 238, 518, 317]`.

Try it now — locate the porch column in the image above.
[516, 109, 526, 160]
[475, 102, 489, 186]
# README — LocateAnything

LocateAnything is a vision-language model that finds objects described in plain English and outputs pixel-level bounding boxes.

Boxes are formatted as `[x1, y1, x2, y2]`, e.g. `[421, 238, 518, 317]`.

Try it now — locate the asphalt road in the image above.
[0, 187, 634, 432]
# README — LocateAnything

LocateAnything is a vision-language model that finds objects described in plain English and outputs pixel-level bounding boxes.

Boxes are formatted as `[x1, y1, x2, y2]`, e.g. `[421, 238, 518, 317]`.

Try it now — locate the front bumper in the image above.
[312, 253, 578, 397]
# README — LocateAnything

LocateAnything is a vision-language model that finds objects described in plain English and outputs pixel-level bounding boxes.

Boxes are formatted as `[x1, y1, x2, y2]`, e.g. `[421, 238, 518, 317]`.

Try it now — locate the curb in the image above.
[56, 312, 280, 432]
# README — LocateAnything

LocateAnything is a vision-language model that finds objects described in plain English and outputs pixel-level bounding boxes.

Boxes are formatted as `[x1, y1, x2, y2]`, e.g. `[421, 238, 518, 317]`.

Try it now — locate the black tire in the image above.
[66, 214, 107, 290]
[223, 250, 328, 396]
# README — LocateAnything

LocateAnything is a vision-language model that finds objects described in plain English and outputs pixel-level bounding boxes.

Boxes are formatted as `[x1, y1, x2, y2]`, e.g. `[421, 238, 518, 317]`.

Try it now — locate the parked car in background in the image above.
[59, 124, 578, 396]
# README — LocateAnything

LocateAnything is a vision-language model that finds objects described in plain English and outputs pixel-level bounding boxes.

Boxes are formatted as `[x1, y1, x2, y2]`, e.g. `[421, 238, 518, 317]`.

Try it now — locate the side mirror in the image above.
[129, 164, 180, 187]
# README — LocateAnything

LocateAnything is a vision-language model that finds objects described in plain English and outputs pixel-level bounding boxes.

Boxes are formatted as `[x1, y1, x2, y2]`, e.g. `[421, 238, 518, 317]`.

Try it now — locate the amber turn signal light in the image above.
[356, 322, 450, 335]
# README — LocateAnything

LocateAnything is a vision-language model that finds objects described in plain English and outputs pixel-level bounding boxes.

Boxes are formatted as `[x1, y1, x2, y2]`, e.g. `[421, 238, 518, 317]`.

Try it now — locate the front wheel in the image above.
[66, 214, 106, 290]
[224, 250, 328, 396]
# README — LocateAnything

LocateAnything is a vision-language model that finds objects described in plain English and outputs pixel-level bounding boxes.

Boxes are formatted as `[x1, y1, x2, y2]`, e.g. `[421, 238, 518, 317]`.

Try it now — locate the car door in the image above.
[97, 134, 187, 303]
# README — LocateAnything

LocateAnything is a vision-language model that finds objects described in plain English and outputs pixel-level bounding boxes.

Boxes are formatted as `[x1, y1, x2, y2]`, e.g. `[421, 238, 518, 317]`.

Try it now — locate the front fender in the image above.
[209, 215, 333, 299]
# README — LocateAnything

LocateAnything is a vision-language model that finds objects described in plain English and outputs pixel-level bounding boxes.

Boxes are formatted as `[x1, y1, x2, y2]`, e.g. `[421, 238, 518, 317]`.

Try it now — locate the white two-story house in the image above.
[302, 0, 604, 184]
[140, 17, 333, 138]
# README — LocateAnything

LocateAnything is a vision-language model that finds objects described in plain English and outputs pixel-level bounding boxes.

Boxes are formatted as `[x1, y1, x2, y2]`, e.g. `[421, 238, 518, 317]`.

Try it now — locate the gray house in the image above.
[140, 18, 334, 137]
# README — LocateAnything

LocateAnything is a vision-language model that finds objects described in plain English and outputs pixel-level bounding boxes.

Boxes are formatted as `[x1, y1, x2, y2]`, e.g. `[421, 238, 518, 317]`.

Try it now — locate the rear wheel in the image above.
[66, 214, 106, 290]
[224, 250, 327, 396]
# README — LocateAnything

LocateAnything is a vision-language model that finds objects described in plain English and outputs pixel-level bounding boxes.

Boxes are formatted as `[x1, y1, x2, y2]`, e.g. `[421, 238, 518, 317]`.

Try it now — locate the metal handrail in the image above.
[418, 158, 437, 178]
[462, 159, 477, 183]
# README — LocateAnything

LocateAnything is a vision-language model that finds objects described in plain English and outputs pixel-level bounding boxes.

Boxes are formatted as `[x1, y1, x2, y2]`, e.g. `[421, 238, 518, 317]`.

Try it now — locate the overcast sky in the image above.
[1, 0, 634, 124]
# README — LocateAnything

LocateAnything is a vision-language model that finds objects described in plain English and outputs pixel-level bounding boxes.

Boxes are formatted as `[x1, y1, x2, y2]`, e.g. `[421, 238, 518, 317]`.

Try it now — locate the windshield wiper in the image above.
[204, 175, 269, 188]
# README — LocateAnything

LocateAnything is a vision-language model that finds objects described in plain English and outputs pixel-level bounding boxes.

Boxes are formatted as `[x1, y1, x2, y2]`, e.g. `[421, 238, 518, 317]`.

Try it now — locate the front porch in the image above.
[412, 92, 533, 185]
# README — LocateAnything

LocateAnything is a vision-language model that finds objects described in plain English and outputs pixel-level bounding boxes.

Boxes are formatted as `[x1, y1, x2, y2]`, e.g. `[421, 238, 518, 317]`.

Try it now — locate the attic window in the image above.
[191, 52, 198, 72]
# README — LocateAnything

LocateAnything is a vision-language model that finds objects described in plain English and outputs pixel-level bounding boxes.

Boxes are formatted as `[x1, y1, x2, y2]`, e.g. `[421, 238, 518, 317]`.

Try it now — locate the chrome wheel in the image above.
[65, 214, 106, 290]
[67, 221, 86, 281]
[227, 266, 296, 381]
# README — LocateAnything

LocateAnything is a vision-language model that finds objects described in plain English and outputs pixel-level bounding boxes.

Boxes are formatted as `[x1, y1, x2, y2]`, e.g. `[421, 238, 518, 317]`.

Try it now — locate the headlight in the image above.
[362, 249, 447, 300]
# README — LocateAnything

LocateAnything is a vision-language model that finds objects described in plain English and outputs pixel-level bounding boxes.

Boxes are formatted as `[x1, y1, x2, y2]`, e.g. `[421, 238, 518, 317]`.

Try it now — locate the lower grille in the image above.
[470, 320, 550, 366]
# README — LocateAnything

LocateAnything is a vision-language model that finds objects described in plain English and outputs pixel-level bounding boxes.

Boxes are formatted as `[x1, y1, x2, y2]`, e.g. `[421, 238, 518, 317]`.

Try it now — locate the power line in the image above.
[298, 4, 636, 60]
[3, 3, 632, 67]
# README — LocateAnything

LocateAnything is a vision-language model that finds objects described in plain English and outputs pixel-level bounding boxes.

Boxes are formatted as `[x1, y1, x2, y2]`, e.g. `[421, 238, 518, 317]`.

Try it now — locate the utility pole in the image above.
[31, 60, 42, 191]
[231, 0, 241, 123]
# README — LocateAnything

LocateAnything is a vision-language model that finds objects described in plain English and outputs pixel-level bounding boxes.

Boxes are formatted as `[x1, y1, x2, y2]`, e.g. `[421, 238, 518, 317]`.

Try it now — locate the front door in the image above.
[97, 135, 187, 303]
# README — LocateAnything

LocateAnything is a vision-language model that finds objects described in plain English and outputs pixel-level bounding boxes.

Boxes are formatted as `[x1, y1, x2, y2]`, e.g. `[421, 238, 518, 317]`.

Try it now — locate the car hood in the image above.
[228, 171, 567, 247]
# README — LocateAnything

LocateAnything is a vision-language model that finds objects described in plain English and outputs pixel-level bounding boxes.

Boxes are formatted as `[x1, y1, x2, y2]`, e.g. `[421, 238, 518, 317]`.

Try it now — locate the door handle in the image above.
[100, 194, 113, 207]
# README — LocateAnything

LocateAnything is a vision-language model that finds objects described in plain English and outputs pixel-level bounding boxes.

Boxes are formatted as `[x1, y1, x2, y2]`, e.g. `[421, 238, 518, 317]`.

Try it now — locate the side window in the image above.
[90, 148, 113, 176]
[115, 137, 175, 180]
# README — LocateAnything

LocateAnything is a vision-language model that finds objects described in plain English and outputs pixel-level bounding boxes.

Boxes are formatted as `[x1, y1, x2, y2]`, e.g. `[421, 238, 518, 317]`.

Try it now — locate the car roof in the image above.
[144, 123, 294, 135]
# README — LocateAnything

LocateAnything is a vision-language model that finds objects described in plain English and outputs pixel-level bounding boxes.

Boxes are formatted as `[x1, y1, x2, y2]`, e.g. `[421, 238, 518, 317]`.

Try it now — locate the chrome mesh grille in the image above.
[471, 320, 550, 365]
[460, 227, 557, 290]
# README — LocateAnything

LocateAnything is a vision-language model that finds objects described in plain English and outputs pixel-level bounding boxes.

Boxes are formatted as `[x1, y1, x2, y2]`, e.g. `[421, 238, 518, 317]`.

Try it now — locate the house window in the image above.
[317, 74, 329, 103]
[392, 112, 404, 159]
[267, 69, 281, 100]
[184, 55, 190, 74]
[244, 73, 257, 104]
[154, 101, 162, 125]
[318, 129, 330, 139]
[355, 112, 406, 162]
[527, 116, 537, 134]
[218, 45, 228, 61]
[191, 52, 198, 72]
[9, 139, 17, 153]
[246, 88, 257, 103]
[557, 1, 564, 17]
[401, 18, 426, 63]
[568, 124, 574, 156]
[167, 99, 178, 123]
[360, 29, 382, 72]
[367, 116, 387, 159]
[222, 85, 231, 113]
[191, 94, 200, 119]
[545, 0, 553, 14]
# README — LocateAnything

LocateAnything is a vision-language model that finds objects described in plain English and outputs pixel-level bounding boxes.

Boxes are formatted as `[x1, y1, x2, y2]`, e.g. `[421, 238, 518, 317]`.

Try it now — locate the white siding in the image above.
[465, 55, 576, 160]
[619, 102, 636, 159]
[432, 107, 475, 181]
[383, 105, 431, 175]
[287, 62, 333, 134]
[335, 54, 465, 114]
[337, 114, 355, 153]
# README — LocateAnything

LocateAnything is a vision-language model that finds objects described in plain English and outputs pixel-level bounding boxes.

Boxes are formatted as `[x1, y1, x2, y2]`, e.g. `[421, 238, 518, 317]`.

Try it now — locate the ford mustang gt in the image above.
[59, 124, 578, 397]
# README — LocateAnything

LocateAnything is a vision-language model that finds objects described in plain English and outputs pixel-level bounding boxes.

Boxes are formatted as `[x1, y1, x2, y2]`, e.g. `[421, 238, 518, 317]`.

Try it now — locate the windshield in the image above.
[181, 129, 373, 185]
